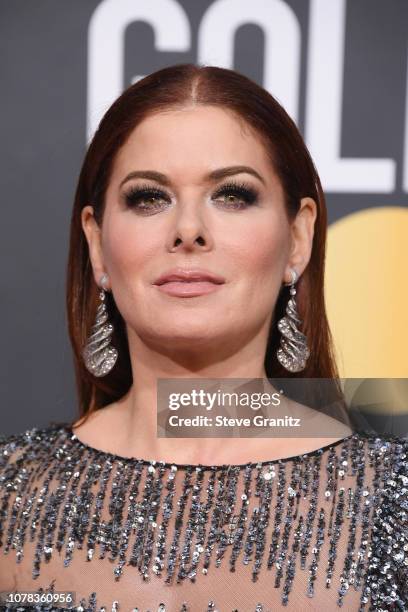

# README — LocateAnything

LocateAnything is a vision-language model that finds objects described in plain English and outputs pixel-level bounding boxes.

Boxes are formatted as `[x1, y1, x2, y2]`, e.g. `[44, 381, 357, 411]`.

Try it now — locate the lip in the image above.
[153, 267, 226, 297]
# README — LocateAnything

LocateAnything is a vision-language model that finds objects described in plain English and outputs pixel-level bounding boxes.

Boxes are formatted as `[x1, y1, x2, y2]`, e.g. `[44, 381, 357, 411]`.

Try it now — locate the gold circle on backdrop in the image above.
[325, 206, 408, 380]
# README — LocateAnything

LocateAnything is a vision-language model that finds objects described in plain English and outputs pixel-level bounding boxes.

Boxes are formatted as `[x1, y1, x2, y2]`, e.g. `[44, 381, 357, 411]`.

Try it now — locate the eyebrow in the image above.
[118, 165, 266, 189]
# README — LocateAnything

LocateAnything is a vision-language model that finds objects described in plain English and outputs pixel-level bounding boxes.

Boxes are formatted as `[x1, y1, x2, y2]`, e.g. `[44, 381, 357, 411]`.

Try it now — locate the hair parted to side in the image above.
[66, 63, 341, 425]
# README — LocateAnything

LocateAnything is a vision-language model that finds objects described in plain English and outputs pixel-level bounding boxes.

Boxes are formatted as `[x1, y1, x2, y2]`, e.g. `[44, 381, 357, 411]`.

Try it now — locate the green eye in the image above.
[212, 182, 259, 209]
[124, 186, 170, 213]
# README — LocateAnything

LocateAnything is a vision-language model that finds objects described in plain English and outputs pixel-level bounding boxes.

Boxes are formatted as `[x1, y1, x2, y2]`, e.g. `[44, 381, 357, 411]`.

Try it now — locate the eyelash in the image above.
[122, 181, 259, 214]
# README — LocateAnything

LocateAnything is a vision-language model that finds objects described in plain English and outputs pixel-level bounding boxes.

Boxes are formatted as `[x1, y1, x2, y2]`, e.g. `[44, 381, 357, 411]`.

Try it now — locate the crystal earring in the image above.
[276, 268, 310, 373]
[82, 273, 118, 377]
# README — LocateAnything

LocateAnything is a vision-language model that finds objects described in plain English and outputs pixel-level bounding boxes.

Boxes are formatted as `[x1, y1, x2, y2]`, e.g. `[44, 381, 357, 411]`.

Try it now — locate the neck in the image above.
[116, 325, 274, 463]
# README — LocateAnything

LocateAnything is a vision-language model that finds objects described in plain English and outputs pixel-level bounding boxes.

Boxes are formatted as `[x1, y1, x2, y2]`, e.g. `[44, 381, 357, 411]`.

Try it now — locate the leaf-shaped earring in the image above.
[276, 268, 310, 373]
[82, 273, 118, 377]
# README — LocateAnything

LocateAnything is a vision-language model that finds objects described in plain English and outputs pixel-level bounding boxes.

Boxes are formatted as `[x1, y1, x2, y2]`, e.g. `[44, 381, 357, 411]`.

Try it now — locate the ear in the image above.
[81, 205, 108, 288]
[284, 197, 317, 283]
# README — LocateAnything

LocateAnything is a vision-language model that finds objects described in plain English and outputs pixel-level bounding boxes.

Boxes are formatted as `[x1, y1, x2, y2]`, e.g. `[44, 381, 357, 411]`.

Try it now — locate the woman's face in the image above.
[82, 105, 315, 353]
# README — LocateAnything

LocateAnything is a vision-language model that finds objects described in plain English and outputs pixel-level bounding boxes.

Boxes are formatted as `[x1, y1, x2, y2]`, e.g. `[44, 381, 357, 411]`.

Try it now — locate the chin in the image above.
[158, 322, 218, 340]
[142, 321, 226, 345]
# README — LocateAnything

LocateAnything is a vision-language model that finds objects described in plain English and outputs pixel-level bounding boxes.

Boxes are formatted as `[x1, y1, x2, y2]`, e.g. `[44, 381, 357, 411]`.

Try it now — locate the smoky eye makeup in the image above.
[211, 181, 259, 208]
[122, 183, 170, 214]
[121, 179, 261, 214]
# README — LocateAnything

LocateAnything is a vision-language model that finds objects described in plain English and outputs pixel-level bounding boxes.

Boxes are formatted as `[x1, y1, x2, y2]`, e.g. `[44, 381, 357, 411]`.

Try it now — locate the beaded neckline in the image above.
[59, 423, 357, 470]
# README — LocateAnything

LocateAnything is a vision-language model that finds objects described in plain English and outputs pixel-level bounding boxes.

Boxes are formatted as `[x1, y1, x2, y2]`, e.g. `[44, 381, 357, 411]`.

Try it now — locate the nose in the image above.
[166, 200, 213, 253]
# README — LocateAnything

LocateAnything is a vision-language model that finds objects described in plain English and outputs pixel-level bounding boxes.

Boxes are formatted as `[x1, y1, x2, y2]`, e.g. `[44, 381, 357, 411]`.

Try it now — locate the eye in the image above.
[212, 181, 259, 210]
[123, 184, 170, 214]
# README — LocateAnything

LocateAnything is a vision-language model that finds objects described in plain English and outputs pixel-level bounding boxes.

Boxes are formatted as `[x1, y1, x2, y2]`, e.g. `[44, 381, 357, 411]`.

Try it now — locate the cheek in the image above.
[227, 214, 289, 283]
[101, 215, 159, 282]
[100, 216, 161, 327]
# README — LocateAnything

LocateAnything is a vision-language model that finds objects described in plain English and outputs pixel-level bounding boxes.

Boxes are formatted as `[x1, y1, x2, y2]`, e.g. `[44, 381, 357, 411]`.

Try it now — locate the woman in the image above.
[0, 64, 406, 611]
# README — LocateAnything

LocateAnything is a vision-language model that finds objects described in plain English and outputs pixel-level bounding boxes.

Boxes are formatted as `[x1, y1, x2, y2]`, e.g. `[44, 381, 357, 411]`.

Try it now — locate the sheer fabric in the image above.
[0, 424, 407, 612]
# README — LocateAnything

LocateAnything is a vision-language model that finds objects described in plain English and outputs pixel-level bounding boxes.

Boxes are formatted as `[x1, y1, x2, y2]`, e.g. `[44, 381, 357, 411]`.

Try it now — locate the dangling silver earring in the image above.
[82, 273, 118, 377]
[276, 268, 310, 373]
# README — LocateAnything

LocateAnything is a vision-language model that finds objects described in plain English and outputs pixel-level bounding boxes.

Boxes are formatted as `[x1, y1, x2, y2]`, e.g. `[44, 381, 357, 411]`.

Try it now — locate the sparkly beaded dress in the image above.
[0, 423, 407, 612]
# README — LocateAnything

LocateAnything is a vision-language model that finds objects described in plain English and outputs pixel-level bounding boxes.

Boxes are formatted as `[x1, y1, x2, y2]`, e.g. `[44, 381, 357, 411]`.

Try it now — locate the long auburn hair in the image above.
[66, 63, 342, 427]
